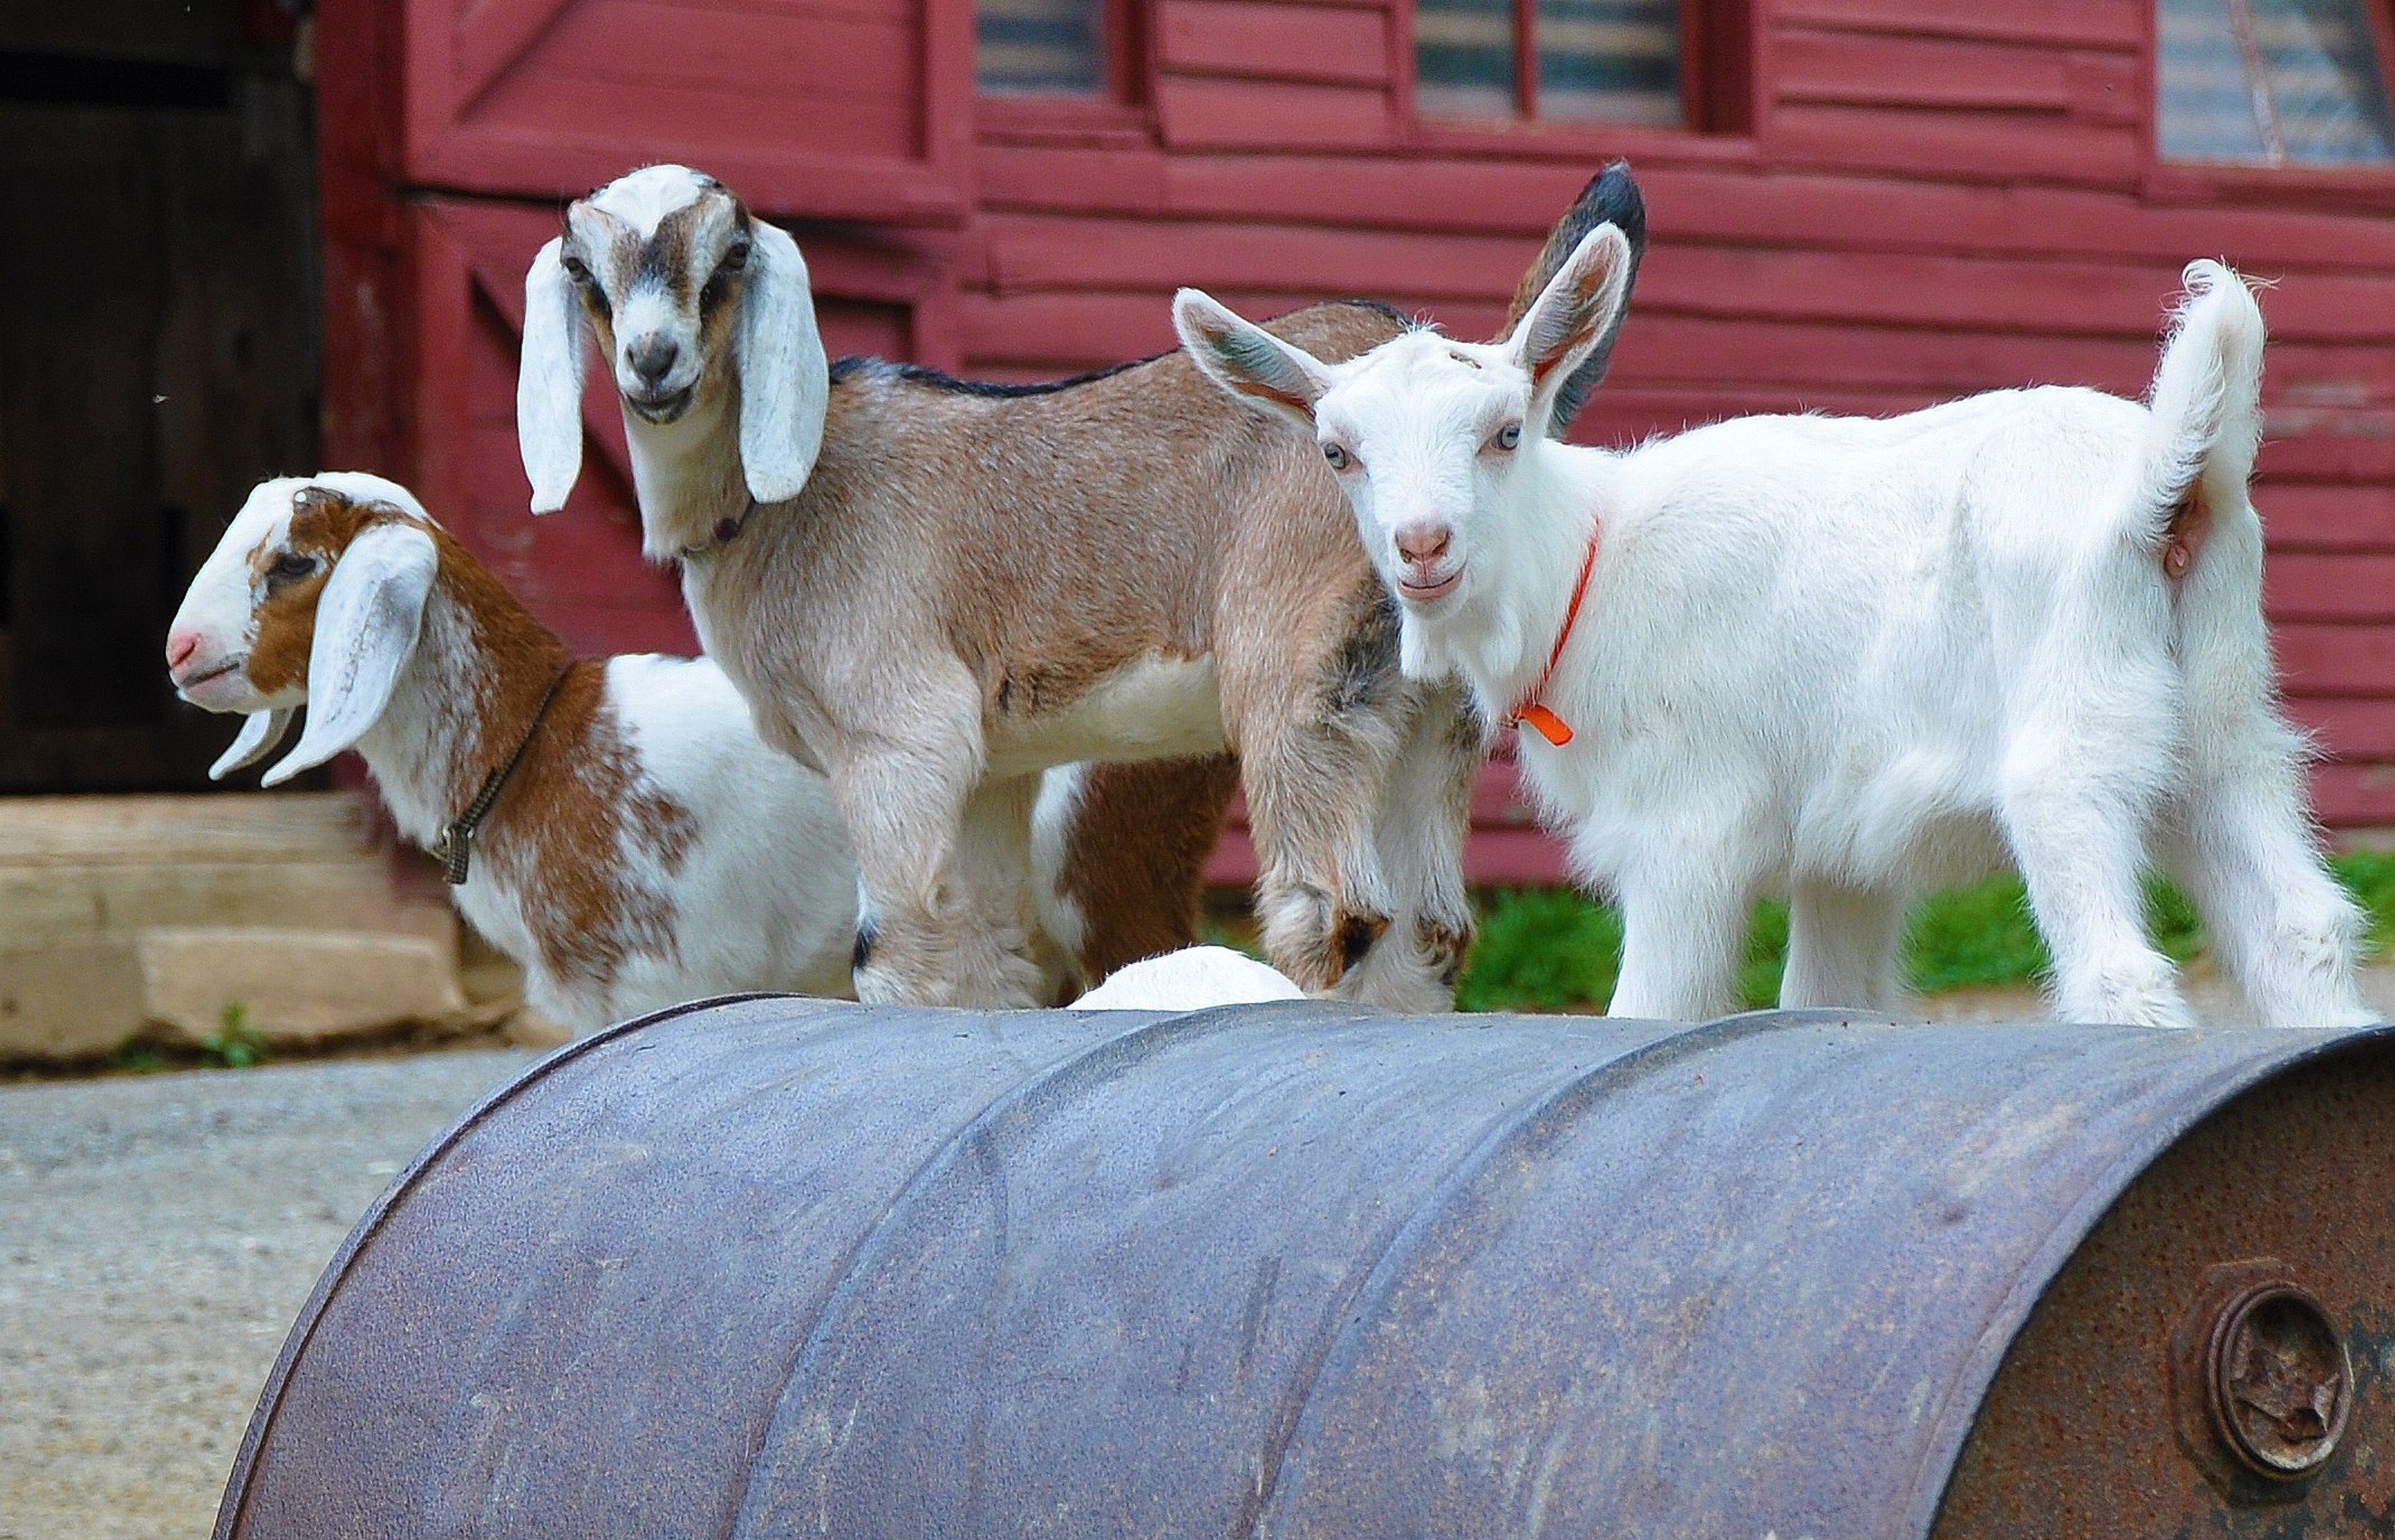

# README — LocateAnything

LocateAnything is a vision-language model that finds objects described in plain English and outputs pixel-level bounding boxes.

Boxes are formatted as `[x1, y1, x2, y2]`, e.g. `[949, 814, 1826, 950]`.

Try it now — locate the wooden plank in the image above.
[2278, 625, 2395, 696]
[2314, 763, 2395, 826]
[1768, 102, 2142, 188]
[1149, 153, 2395, 273]
[0, 863, 451, 947]
[1776, 27, 2137, 119]
[1770, 0, 2142, 51]
[1158, 0, 1390, 86]
[2255, 484, 2395, 552]
[401, 0, 970, 225]
[490, 0, 919, 104]
[2289, 699, 2395, 758]
[0, 793, 380, 865]
[2266, 554, 2395, 622]
[979, 142, 1170, 216]
[1154, 77, 1393, 150]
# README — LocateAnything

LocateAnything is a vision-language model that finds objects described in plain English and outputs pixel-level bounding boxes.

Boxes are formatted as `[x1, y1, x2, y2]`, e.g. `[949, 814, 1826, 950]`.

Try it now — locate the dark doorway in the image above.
[0, 1, 319, 792]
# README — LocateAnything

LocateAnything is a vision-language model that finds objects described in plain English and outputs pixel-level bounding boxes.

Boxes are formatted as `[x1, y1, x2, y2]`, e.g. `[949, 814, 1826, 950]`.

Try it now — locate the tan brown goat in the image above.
[518, 163, 1642, 1008]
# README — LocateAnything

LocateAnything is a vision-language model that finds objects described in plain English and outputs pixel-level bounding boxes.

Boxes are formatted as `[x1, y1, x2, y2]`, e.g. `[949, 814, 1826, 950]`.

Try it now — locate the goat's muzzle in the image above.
[624, 382, 695, 424]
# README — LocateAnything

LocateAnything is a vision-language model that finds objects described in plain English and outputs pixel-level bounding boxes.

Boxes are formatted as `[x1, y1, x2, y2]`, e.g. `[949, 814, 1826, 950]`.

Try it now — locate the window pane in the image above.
[1537, 0, 1681, 125]
[2159, 0, 2395, 164]
[1417, 0, 1517, 117]
[978, 0, 1103, 94]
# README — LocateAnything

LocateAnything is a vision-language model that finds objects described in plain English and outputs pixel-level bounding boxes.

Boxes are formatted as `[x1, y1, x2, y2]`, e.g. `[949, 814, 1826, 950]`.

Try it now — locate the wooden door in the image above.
[0, 72, 318, 792]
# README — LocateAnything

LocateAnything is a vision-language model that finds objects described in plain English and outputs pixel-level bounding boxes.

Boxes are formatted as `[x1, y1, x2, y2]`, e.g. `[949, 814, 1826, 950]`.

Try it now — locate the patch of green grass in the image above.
[1456, 887, 1622, 1012]
[1905, 877, 2046, 994]
[1198, 915, 1265, 961]
[2333, 849, 2395, 957]
[1454, 856, 2384, 1015]
[201, 1000, 268, 1070]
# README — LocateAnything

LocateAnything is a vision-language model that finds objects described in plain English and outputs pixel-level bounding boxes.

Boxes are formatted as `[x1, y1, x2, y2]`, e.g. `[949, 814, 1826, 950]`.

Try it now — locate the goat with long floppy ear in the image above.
[259, 523, 440, 786]
[520, 236, 587, 516]
[210, 705, 297, 780]
[516, 183, 829, 517]
[735, 219, 828, 504]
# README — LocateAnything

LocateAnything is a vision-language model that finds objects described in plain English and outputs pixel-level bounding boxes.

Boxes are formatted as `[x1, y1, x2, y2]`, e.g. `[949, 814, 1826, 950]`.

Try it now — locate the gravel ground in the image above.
[0, 1051, 531, 1540]
[6, 969, 2393, 1539]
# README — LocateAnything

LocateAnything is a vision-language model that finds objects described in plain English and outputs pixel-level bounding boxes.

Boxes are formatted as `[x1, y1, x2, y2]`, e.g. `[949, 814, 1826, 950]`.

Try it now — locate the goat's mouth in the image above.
[174, 655, 245, 692]
[173, 654, 249, 704]
[624, 384, 695, 424]
[1397, 569, 1463, 603]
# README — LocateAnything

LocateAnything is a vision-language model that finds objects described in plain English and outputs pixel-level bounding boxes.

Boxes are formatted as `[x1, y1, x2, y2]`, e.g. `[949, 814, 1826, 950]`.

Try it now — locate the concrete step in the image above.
[0, 792, 452, 952]
[0, 793, 468, 1063]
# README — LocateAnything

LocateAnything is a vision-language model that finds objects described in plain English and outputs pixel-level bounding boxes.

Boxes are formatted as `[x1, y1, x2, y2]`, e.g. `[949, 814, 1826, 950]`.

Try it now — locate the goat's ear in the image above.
[210, 707, 296, 780]
[1510, 224, 1634, 432]
[1173, 288, 1335, 430]
[737, 220, 829, 505]
[262, 523, 440, 787]
[518, 236, 587, 515]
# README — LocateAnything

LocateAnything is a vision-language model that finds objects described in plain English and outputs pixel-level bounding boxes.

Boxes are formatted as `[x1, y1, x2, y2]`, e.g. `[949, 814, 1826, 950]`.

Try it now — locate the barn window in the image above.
[2158, 0, 2395, 164]
[978, 0, 1105, 93]
[1413, 0, 1744, 128]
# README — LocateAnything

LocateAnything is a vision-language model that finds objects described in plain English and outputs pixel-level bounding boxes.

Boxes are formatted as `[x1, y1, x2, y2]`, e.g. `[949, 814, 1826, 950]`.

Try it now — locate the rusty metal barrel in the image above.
[216, 1000, 2395, 1539]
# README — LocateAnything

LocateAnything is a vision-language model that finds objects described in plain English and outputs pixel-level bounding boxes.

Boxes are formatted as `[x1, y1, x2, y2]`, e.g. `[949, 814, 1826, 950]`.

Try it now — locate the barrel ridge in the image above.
[210, 992, 787, 1540]
[1903, 1022, 2395, 1536]
[723, 1000, 1342, 1540]
[1245, 1008, 1807, 1538]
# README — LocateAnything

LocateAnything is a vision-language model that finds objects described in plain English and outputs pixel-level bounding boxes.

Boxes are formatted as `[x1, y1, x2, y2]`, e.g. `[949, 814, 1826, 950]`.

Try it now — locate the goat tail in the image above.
[2137, 259, 2266, 539]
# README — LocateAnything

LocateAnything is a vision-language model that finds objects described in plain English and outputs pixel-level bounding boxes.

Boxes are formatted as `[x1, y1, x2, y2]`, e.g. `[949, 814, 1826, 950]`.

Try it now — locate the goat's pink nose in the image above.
[165, 629, 201, 671]
[1396, 525, 1453, 567]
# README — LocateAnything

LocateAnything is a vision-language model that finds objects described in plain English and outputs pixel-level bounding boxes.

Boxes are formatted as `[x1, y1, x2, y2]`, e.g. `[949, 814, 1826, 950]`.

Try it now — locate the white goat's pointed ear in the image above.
[519, 235, 587, 515]
[210, 707, 296, 780]
[1511, 224, 1634, 430]
[1173, 288, 1335, 429]
[737, 220, 828, 505]
[261, 523, 439, 787]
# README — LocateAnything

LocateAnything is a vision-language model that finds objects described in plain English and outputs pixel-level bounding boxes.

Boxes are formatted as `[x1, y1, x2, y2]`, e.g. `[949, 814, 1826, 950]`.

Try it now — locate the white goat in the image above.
[167, 473, 857, 1030]
[1178, 236, 2375, 1029]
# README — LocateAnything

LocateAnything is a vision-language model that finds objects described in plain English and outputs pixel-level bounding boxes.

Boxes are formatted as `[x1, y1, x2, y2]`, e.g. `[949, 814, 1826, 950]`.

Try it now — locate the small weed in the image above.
[202, 1000, 269, 1069]
[107, 1042, 168, 1074]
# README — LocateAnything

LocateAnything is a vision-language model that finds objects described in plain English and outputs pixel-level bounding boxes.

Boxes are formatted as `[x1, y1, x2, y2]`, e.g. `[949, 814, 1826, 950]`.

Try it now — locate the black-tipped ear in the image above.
[1513, 225, 1635, 433]
[1505, 161, 1646, 436]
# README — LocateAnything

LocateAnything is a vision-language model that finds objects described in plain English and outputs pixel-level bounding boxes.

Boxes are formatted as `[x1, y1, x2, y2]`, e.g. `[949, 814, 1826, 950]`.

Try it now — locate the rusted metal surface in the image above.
[215, 1001, 2395, 1540]
[1931, 1046, 2395, 1538]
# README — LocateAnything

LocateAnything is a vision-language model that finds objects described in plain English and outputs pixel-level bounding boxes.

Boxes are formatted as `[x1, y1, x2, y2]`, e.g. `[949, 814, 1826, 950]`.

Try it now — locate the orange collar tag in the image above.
[1514, 702, 1574, 747]
[1501, 520, 1600, 752]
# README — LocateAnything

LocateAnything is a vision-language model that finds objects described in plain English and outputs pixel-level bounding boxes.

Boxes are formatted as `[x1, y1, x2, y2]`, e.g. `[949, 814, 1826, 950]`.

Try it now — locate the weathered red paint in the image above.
[317, 0, 2395, 880]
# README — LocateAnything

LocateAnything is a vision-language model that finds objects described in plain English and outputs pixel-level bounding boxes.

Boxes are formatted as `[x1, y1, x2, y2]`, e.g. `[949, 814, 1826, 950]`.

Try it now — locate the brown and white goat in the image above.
[518, 164, 1641, 1009]
[166, 472, 866, 1029]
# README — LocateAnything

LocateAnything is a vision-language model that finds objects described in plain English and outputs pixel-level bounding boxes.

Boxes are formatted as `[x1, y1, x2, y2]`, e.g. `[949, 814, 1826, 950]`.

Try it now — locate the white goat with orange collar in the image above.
[1177, 233, 2373, 1030]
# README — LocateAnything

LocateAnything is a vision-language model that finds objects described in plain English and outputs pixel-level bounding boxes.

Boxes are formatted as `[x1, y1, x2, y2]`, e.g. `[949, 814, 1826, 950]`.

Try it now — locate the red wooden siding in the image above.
[397, 0, 976, 223]
[319, 0, 2395, 891]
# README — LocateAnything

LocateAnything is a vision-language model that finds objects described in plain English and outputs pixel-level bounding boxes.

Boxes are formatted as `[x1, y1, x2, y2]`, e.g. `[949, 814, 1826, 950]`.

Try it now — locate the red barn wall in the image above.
[318, 0, 2395, 888]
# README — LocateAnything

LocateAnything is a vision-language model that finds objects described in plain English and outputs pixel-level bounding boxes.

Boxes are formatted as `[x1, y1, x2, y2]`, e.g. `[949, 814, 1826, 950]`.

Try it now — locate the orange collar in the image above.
[1500, 523, 1600, 747]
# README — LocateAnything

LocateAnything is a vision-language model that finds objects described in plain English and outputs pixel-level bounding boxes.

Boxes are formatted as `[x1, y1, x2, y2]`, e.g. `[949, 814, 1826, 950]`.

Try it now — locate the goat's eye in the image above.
[560, 254, 591, 284]
[266, 552, 317, 586]
[1489, 423, 1522, 453]
[722, 242, 750, 273]
[1322, 442, 1352, 471]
